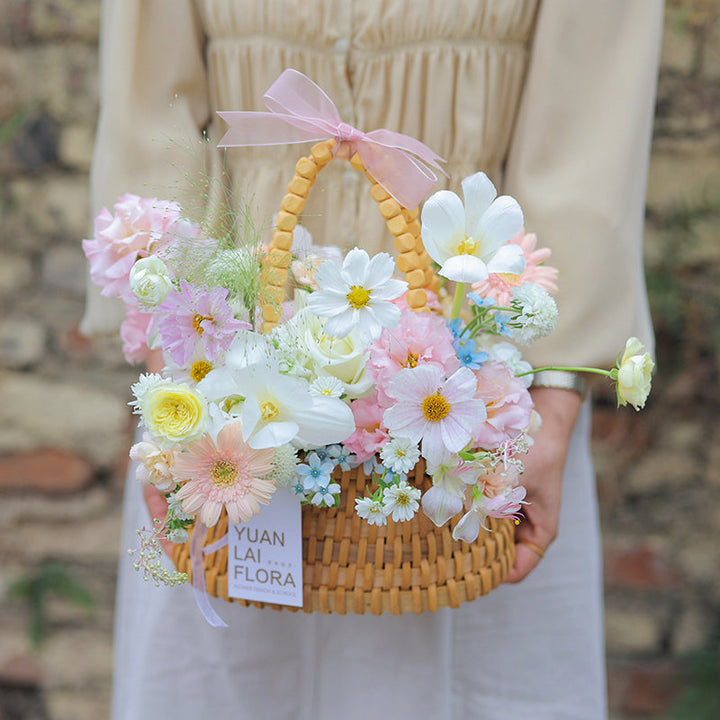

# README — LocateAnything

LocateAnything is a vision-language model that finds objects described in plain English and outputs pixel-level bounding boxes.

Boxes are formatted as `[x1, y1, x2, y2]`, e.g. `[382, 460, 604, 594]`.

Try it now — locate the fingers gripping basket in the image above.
[171, 140, 516, 615]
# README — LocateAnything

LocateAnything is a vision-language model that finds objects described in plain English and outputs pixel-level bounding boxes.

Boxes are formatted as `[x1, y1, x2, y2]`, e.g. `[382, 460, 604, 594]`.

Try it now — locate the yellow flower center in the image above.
[321, 388, 333, 396]
[261, 401, 280, 421]
[457, 234, 480, 256]
[406, 352, 419, 368]
[190, 360, 213, 383]
[192, 314, 213, 335]
[212, 460, 238, 487]
[347, 285, 372, 309]
[395, 491, 411, 506]
[421, 393, 450, 422]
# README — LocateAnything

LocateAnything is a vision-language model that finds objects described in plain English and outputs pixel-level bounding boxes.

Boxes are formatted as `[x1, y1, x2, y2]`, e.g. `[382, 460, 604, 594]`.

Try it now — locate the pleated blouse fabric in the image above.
[83, 0, 662, 369]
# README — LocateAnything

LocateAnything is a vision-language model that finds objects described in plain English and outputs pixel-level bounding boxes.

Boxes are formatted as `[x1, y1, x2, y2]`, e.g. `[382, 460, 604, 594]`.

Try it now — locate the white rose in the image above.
[286, 309, 373, 398]
[129, 256, 173, 307]
[615, 337, 654, 410]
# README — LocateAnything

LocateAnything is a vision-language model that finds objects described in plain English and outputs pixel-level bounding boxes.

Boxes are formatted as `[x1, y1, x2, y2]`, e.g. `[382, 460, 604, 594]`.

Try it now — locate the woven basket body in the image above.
[172, 461, 515, 615]
[171, 140, 516, 614]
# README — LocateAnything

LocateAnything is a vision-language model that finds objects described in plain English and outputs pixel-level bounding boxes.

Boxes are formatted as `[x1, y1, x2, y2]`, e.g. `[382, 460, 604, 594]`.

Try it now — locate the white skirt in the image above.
[112, 399, 606, 720]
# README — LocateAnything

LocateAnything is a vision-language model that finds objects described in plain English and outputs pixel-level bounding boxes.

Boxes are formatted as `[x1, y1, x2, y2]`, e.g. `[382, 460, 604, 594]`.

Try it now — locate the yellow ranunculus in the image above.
[615, 337, 654, 410]
[142, 382, 208, 445]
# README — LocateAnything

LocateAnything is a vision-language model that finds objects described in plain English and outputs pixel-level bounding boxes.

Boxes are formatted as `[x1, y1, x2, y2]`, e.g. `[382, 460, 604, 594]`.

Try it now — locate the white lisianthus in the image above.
[129, 256, 173, 307]
[420, 172, 525, 283]
[354, 497, 388, 526]
[275, 309, 372, 399]
[507, 283, 558, 345]
[308, 248, 407, 343]
[614, 337, 654, 410]
[382, 481, 421, 522]
[380, 437, 421, 474]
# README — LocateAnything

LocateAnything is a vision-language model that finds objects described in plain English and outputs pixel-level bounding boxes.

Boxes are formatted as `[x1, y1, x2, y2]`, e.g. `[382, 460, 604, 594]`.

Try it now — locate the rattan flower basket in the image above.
[171, 139, 516, 614]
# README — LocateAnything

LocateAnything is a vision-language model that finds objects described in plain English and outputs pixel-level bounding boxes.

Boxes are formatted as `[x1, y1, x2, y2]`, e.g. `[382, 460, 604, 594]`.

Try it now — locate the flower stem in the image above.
[451, 282, 466, 320]
[515, 366, 613, 378]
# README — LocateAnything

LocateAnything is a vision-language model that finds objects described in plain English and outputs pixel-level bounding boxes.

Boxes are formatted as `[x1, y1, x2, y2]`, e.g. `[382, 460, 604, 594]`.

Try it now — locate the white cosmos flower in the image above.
[308, 248, 407, 343]
[421, 172, 525, 283]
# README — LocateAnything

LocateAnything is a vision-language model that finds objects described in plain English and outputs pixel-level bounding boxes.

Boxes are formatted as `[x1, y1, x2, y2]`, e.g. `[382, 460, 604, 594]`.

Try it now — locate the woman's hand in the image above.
[504, 387, 582, 583]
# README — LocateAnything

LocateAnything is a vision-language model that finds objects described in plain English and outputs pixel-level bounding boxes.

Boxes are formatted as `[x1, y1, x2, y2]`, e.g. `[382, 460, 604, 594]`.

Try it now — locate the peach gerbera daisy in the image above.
[472, 231, 558, 306]
[173, 421, 275, 527]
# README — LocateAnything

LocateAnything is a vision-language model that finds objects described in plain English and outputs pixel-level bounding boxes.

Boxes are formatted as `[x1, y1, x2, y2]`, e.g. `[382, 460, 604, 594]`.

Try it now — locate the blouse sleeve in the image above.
[503, 0, 663, 368]
[80, 0, 210, 336]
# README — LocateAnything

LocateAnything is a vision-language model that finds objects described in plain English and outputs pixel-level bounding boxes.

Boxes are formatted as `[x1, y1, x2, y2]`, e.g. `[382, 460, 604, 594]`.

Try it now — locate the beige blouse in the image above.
[83, 0, 662, 368]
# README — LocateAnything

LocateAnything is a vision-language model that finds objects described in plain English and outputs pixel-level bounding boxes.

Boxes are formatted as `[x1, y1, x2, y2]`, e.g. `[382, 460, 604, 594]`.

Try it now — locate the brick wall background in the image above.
[0, 1, 719, 718]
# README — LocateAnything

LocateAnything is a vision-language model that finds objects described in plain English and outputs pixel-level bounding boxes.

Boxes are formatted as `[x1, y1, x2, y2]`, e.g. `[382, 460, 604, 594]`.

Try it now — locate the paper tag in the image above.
[227, 488, 304, 607]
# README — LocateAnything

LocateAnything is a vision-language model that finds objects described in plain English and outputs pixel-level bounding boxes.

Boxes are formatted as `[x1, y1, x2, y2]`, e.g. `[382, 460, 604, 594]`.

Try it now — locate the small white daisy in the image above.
[380, 437, 421, 475]
[382, 481, 422, 522]
[309, 376, 345, 398]
[355, 496, 388, 526]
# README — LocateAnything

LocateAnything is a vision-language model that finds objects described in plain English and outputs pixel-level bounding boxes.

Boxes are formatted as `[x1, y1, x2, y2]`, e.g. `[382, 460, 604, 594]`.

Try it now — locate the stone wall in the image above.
[0, 1, 719, 719]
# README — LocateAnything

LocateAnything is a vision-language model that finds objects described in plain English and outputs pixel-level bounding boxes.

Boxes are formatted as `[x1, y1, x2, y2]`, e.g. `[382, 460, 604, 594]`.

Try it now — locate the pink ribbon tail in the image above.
[190, 521, 228, 628]
[217, 68, 446, 209]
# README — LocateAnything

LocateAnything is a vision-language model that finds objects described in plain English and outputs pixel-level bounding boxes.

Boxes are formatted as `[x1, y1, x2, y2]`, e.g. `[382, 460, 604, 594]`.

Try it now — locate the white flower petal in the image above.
[477, 196, 524, 256]
[439, 255, 489, 283]
[461, 172, 498, 233]
[420, 190, 466, 265]
[292, 396, 356, 448]
[340, 247, 371, 285]
[486, 243, 526, 275]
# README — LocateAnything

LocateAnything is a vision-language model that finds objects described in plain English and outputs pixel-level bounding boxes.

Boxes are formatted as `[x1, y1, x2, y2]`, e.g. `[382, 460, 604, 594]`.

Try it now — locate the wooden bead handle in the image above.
[259, 139, 440, 332]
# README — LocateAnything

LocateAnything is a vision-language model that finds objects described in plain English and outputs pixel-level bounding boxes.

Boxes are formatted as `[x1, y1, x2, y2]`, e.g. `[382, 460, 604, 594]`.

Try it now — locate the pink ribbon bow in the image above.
[217, 69, 446, 209]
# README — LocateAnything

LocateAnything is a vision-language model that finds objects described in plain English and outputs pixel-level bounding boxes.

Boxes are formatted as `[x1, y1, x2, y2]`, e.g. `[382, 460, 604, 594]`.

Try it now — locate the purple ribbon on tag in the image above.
[217, 69, 446, 209]
[190, 521, 228, 628]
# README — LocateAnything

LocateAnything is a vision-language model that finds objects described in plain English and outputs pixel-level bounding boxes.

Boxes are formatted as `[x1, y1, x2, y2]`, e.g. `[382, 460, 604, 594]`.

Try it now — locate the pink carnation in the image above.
[82, 194, 184, 300]
[472, 231, 558, 306]
[343, 391, 389, 463]
[471, 361, 533, 449]
[367, 310, 460, 405]
[120, 307, 154, 365]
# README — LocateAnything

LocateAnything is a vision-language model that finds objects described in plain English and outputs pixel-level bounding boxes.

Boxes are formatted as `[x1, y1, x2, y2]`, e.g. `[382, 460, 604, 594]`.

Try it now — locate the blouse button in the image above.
[334, 37, 349, 53]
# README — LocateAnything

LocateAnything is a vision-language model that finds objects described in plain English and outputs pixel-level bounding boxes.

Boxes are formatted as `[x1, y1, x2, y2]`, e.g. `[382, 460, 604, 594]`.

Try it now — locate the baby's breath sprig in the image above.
[128, 518, 188, 588]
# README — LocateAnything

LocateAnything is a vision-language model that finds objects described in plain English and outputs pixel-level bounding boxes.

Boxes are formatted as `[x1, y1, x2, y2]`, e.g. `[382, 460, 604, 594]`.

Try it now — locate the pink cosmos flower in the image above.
[120, 307, 154, 365]
[367, 310, 461, 405]
[472, 361, 533, 450]
[452, 486, 527, 542]
[156, 281, 249, 366]
[472, 231, 558, 306]
[343, 391, 389, 463]
[172, 421, 275, 527]
[82, 194, 184, 300]
[383, 365, 487, 466]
